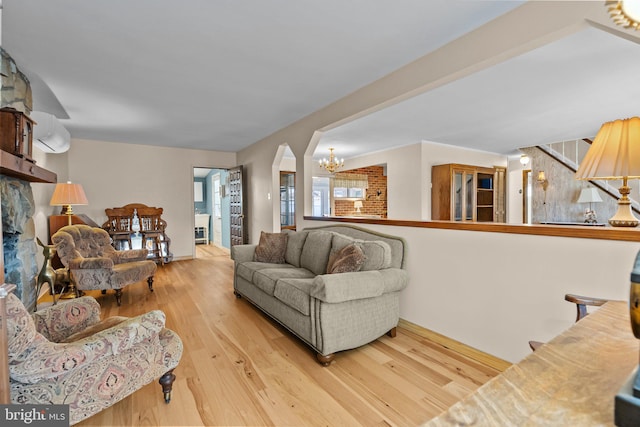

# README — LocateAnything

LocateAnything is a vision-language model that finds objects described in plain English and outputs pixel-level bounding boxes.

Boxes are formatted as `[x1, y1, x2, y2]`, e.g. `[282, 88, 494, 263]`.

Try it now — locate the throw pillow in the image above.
[326, 243, 365, 274]
[254, 231, 288, 263]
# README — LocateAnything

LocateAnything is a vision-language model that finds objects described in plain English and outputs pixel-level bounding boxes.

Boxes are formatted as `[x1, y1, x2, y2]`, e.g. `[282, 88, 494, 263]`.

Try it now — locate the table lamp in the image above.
[354, 200, 363, 214]
[50, 181, 89, 225]
[576, 187, 603, 224]
[575, 117, 640, 227]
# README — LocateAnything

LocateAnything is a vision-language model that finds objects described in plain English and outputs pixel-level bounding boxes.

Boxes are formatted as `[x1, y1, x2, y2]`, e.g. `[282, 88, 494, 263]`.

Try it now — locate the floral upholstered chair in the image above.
[7, 293, 183, 425]
[52, 224, 157, 305]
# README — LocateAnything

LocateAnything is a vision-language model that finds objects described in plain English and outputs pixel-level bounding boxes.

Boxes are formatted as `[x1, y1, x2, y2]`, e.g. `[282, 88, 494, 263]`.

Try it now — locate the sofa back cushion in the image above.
[330, 232, 392, 271]
[305, 225, 406, 269]
[359, 240, 392, 271]
[299, 231, 333, 275]
[283, 229, 309, 267]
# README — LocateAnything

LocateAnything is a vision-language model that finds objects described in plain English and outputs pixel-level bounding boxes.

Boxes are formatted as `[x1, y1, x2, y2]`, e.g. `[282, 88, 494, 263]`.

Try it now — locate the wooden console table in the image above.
[425, 301, 638, 426]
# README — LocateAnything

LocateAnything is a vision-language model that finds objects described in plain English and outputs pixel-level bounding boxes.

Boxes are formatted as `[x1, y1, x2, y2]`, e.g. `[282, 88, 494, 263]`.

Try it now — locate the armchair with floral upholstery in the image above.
[7, 293, 183, 425]
[52, 224, 157, 305]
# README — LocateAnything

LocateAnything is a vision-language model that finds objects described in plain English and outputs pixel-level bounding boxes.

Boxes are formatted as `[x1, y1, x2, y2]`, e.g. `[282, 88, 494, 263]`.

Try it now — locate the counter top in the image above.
[424, 301, 637, 426]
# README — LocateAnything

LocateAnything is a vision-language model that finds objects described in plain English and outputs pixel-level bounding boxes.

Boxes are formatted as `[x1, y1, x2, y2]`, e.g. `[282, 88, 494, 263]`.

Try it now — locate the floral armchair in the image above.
[7, 293, 183, 425]
[52, 224, 157, 305]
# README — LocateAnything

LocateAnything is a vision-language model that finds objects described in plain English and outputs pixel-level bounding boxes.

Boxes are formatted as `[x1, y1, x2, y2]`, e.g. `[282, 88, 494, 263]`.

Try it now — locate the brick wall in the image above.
[334, 166, 387, 218]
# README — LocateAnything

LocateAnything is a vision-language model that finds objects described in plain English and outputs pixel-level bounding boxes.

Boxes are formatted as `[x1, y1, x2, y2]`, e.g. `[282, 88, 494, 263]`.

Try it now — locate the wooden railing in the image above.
[304, 216, 640, 242]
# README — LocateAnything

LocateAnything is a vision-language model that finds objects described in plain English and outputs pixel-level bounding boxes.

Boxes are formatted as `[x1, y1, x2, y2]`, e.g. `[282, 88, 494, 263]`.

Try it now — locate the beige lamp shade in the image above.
[50, 181, 88, 224]
[575, 117, 640, 227]
[575, 117, 640, 180]
[50, 182, 89, 206]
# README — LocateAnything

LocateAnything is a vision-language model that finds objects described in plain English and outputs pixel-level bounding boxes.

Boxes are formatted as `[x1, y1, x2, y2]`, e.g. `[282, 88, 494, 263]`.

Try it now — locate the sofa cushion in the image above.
[359, 240, 392, 271]
[330, 232, 355, 252]
[236, 261, 295, 283]
[329, 232, 392, 271]
[327, 243, 365, 274]
[254, 231, 288, 263]
[283, 230, 309, 267]
[300, 231, 333, 275]
[253, 268, 315, 296]
[274, 278, 314, 316]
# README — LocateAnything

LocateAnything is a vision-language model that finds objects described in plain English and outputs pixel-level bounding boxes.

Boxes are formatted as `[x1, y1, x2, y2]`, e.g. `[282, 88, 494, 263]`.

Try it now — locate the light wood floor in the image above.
[58, 244, 506, 427]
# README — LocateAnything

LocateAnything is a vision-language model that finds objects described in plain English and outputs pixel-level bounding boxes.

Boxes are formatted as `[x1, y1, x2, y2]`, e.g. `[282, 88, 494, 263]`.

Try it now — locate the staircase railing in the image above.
[536, 139, 640, 214]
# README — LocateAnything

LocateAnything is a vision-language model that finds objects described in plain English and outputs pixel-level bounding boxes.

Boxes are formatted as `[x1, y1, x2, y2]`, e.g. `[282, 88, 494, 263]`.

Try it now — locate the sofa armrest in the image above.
[12, 310, 167, 384]
[231, 244, 257, 263]
[112, 249, 149, 263]
[311, 269, 409, 303]
[311, 271, 382, 303]
[32, 296, 102, 342]
[69, 256, 114, 269]
[70, 309, 166, 352]
[379, 269, 409, 293]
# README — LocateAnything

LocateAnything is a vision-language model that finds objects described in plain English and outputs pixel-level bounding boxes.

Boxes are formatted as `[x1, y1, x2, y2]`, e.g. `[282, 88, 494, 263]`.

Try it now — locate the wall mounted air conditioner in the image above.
[31, 111, 70, 153]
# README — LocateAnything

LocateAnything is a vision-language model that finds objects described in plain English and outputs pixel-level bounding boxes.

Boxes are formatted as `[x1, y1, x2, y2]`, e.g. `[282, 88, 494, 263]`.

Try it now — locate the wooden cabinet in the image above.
[431, 163, 506, 222]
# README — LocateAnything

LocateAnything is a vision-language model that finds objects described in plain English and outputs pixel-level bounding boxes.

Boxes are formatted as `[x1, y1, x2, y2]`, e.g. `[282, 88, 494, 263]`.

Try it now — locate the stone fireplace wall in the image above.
[1, 177, 37, 310]
[1, 47, 39, 311]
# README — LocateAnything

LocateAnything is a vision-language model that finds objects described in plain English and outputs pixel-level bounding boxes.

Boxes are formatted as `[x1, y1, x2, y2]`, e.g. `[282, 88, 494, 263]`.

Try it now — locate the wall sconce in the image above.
[354, 200, 363, 214]
[537, 171, 548, 191]
[520, 154, 530, 166]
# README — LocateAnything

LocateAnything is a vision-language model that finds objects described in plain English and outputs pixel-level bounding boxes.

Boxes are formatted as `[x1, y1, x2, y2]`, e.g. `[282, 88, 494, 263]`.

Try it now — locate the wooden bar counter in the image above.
[425, 301, 638, 426]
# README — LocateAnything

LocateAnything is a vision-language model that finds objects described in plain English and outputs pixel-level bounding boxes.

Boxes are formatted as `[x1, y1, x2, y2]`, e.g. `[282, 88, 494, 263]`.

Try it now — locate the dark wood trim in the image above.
[303, 216, 640, 242]
[0, 150, 57, 183]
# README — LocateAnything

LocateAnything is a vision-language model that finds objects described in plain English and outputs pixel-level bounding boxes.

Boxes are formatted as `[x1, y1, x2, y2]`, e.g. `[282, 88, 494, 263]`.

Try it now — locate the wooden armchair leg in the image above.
[148, 276, 154, 292]
[159, 369, 176, 403]
[387, 327, 397, 338]
[115, 288, 123, 306]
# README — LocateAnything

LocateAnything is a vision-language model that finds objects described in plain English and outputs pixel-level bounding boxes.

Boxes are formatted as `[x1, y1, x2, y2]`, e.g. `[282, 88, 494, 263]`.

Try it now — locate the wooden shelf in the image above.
[0, 150, 56, 183]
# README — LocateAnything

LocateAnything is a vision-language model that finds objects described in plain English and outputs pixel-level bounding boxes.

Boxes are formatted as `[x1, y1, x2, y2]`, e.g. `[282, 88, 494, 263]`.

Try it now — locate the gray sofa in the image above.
[231, 224, 408, 365]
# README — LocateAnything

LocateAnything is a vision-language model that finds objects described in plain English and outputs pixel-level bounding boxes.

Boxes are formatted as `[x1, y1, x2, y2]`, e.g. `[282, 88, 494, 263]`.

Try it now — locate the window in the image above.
[333, 173, 368, 199]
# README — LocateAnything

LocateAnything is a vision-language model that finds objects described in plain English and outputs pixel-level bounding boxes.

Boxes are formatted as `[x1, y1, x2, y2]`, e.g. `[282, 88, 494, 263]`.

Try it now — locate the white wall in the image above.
[32, 138, 236, 260]
[30, 147, 70, 266]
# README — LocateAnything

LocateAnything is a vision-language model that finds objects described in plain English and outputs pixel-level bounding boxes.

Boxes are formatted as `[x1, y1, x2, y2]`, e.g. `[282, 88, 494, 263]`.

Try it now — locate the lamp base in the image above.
[610, 183, 639, 227]
[609, 200, 639, 227]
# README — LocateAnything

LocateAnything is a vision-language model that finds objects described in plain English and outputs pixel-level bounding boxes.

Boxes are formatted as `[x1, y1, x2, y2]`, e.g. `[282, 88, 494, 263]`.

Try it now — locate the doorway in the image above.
[193, 167, 231, 257]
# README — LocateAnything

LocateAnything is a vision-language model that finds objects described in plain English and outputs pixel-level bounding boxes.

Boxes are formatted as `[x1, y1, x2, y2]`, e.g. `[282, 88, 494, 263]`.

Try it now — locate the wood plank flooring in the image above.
[52, 244, 507, 426]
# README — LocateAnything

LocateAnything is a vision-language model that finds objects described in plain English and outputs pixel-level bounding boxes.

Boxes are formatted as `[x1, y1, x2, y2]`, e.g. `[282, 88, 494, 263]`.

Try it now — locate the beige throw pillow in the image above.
[326, 243, 365, 274]
[254, 231, 288, 263]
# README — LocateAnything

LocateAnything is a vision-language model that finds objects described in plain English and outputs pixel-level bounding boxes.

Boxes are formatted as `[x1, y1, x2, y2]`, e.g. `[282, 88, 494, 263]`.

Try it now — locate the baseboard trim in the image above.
[398, 318, 511, 372]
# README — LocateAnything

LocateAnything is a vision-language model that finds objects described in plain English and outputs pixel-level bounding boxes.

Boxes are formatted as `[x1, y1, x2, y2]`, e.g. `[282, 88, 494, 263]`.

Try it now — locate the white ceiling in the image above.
[3, 1, 639, 161]
[320, 24, 640, 158]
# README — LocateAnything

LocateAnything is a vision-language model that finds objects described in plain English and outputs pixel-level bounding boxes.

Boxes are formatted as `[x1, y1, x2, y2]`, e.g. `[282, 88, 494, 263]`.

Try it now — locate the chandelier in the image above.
[318, 147, 344, 173]
[607, 0, 640, 30]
